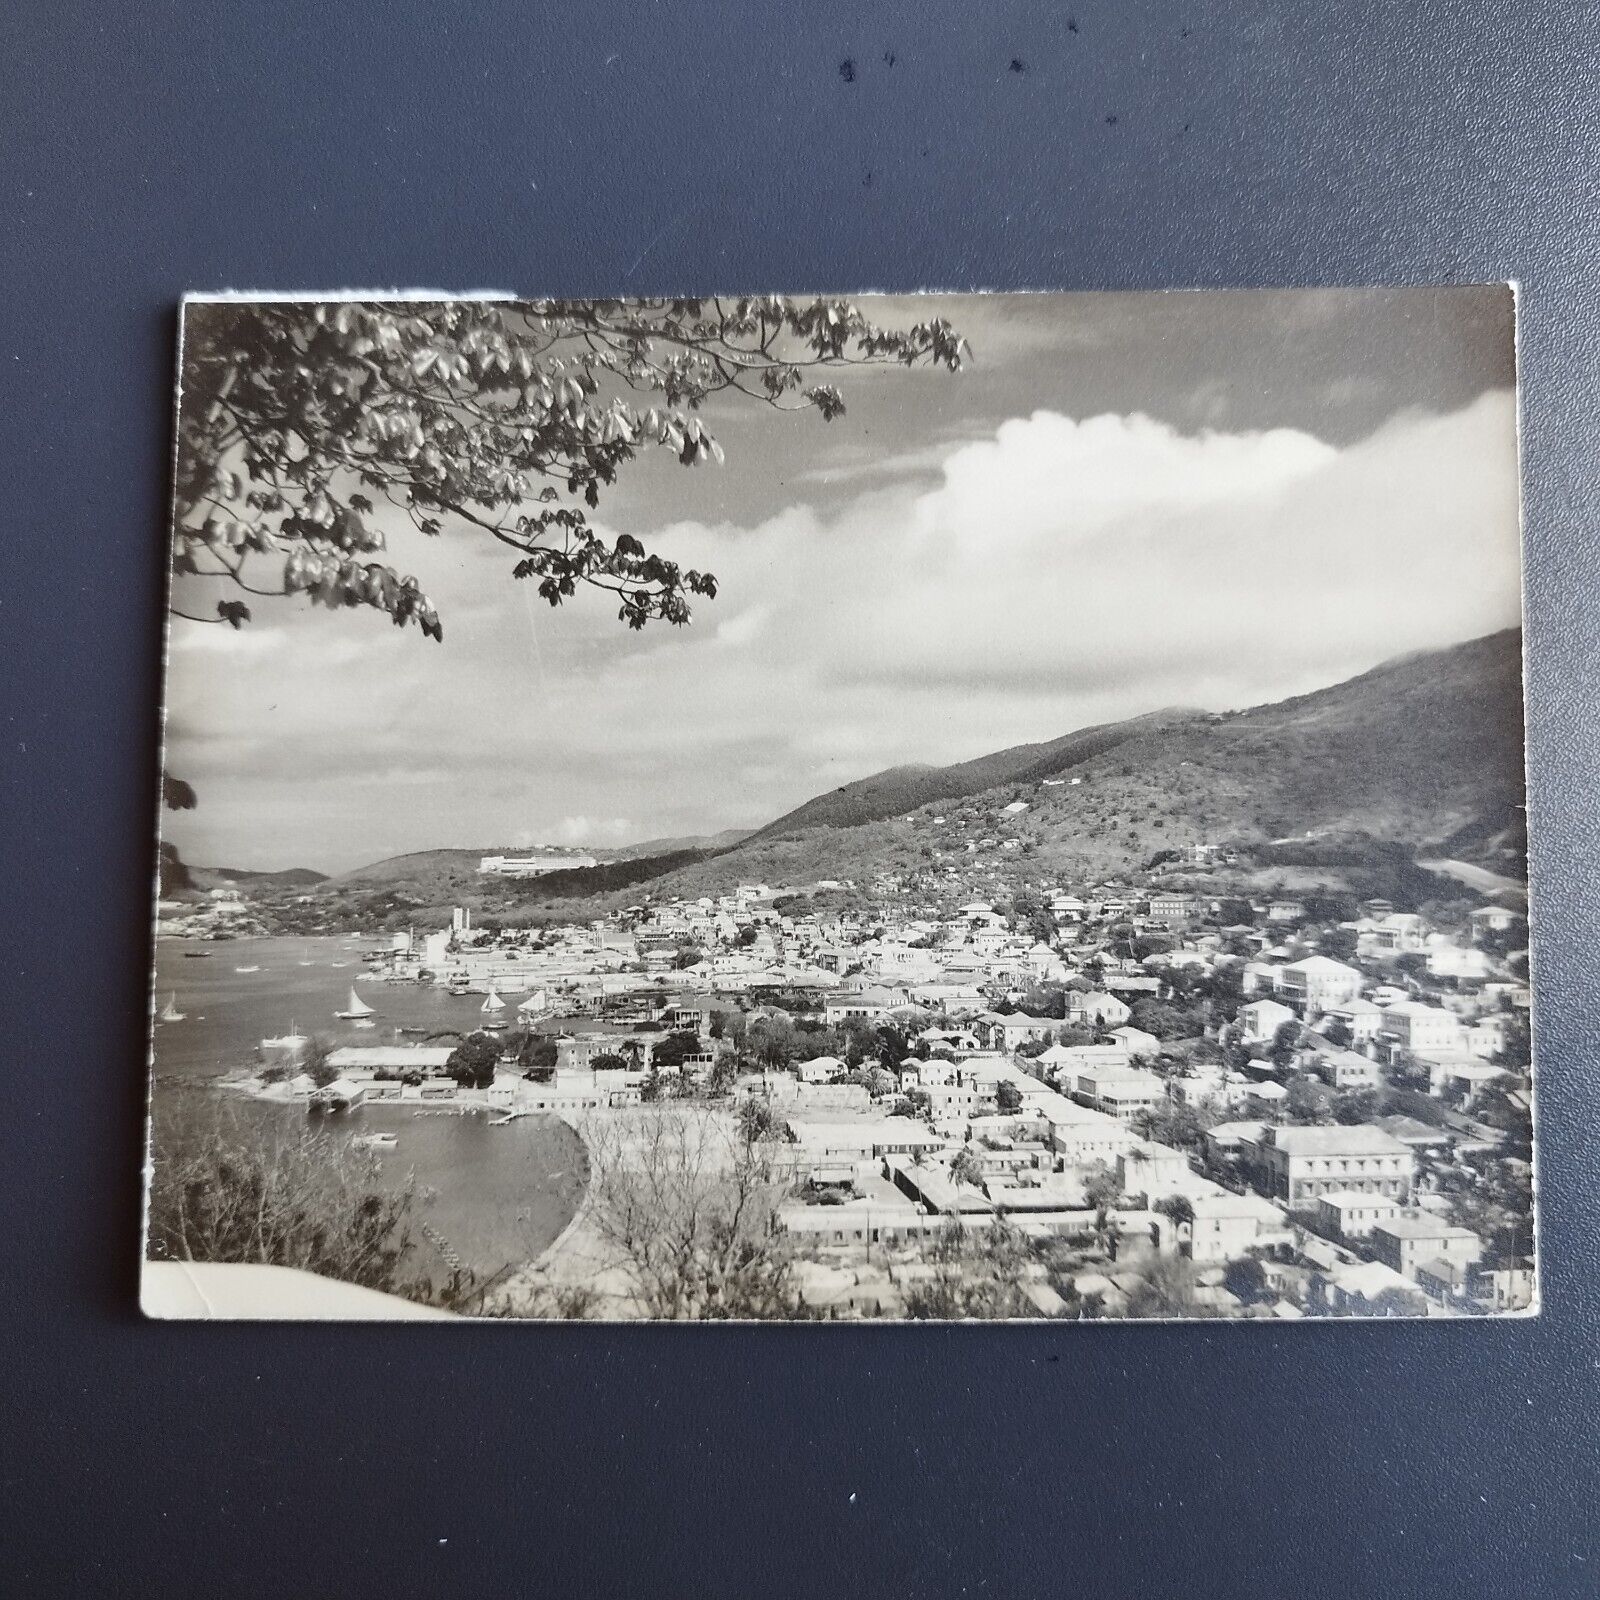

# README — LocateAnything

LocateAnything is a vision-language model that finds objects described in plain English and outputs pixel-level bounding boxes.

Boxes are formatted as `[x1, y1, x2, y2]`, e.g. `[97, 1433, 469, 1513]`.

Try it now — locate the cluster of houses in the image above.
[237, 870, 1531, 1318]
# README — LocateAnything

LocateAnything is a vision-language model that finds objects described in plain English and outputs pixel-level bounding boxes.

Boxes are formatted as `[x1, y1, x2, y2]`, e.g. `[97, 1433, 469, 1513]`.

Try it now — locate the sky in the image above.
[163, 287, 1524, 874]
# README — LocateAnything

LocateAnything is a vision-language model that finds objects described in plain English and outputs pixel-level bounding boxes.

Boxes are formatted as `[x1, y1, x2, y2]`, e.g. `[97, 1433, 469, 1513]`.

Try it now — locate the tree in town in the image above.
[745, 1013, 798, 1071]
[995, 1078, 1024, 1114]
[511, 1032, 560, 1077]
[1128, 997, 1203, 1041]
[1284, 1074, 1333, 1125]
[1018, 983, 1068, 1019]
[1222, 1255, 1269, 1307]
[147, 1112, 420, 1297]
[1153, 1193, 1195, 1229]
[1493, 1013, 1533, 1072]
[1008, 891, 1057, 946]
[1133, 1099, 1214, 1151]
[735, 1096, 789, 1146]
[874, 1021, 911, 1068]
[950, 1146, 986, 1191]
[1366, 1285, 1428, 1318]
[903, 1220, 1037, 1320]
[1082, 1161, 1123, 1254]
[302, 1036, 338, 1088]
[576, 1103, 800, 1319]
[702, 1052, 737, 1097]
[589, 1051, 629, 1073]
[650, 1029, 705, 1070]
[1332, 1087, 1382, 1125]
[1269, 1019, 1303, 1069]
[1121, 1255, 1215, 1320]
[1321, 1015, 1354, 1049]
[445, 1031, 501, 1090]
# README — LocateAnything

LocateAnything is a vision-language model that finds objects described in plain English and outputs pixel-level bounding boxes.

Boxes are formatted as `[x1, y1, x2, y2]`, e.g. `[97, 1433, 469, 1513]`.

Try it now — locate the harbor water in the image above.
[149, 935, 587, 1287]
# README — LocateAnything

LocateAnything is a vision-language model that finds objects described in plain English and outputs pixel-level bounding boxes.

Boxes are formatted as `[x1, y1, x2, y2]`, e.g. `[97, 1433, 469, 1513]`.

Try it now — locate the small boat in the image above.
[234, 965, 261, 973]
[447, 984, 470, 997]
[352, 1018, 377, 1030]
[183, 951, 212, 960]
[396, 1025, 428, 1036]
[353, 1132, 398, 1149]
[330, 962, 348, 969]
[335, 987, 376, 1020]
[158, 993, 186, 1023]
[298, 960, 314, 967]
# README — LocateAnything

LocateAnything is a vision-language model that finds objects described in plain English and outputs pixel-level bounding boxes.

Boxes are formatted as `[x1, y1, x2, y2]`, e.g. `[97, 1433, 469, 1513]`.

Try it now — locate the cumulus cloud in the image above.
[163, 390, 1521, 871]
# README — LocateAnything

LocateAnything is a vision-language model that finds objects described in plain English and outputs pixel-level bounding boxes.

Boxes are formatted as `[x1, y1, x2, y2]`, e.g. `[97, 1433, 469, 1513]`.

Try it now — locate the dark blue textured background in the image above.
[4, 4, 1598, 1594]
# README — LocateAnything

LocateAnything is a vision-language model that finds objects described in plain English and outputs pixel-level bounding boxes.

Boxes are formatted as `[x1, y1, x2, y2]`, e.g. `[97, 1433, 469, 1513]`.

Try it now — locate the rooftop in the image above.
[1373, 1216, 1481, 1242]
[1266, 1124, 1408, 1157]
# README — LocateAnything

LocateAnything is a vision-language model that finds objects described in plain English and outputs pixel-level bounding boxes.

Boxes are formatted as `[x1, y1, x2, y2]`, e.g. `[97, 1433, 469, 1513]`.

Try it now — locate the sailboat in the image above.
[158, 993, 186, 1023]
[517, 988, 549, 1017]
[481, 986, 507, 1017]
[335, 987, 376, 1020]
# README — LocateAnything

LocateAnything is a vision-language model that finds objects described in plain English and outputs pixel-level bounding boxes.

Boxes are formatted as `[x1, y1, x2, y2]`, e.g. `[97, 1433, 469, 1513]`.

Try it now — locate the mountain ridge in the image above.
[248, 628, 1527, 925]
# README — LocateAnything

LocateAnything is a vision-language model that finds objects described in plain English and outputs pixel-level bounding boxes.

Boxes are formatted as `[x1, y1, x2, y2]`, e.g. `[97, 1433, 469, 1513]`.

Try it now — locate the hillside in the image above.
[158, 844, 325, 900]
[609, 627, 1529, 907]
[608, 827, 755, 860]
[749, 710, 1203, 839]
[266, 628, 1526, 927]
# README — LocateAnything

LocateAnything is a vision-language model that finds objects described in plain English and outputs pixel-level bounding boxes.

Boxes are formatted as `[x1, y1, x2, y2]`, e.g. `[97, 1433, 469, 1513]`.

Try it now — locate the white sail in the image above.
[481, 987, 506, 1013]
[159, 993, 185, 1022]
[338, 987, 375, 1017]
[516, 988, 548, 1015]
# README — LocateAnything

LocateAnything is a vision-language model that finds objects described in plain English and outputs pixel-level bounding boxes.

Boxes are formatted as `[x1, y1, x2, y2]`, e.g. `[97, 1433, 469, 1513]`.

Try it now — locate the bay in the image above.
[149, 935, 586, 1289]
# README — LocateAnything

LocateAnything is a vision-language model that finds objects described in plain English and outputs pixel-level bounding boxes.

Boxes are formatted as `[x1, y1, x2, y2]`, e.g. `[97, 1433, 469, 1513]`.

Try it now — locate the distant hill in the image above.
[270, 628, 1527, 927]
[332, 848, 492, 888]
[195, 865, 327, 889]
[748, 710, 1204, 840]
[608, 827, 755, 860]
[617, 627, 1530, 906]
[160, 846, 326, 899]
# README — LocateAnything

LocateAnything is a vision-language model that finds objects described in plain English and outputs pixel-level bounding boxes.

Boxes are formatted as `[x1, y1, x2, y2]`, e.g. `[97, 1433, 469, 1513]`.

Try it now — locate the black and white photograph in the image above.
[144, 288, 1535, 1322]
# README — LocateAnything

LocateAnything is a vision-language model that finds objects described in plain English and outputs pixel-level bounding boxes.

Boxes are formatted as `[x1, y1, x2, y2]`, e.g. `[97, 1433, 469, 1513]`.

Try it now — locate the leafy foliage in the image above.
[171, 298, 965, 640]
[445, 1031, 500, 1089]
[147, 1114, 419, 1297]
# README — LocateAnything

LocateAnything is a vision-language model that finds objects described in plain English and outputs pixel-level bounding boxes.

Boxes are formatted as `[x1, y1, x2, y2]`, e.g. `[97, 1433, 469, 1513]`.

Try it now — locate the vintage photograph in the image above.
[144, 289, 1534, 1322]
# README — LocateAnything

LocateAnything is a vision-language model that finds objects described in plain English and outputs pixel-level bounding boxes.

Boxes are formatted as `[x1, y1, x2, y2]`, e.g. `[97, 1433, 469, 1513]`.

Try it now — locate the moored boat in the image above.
[334, 987, 376, 1020]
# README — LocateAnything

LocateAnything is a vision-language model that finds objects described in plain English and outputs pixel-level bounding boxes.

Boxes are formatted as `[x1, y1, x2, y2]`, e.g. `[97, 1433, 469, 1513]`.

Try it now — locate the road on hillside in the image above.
[1417, 858, 1528, 898]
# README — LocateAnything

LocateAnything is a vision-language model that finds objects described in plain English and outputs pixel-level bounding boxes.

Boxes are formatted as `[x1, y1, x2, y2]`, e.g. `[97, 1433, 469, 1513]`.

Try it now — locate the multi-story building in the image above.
[1369, 1216, 1483, 1281]
[1072, 1066, 1166, 1122]
[1275, 955, 1363, 1015]
[1255, 1124, 1414, 1206]
[1314, 1190, 1406, 1239]
[1378, 1001, 1466, 1057]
